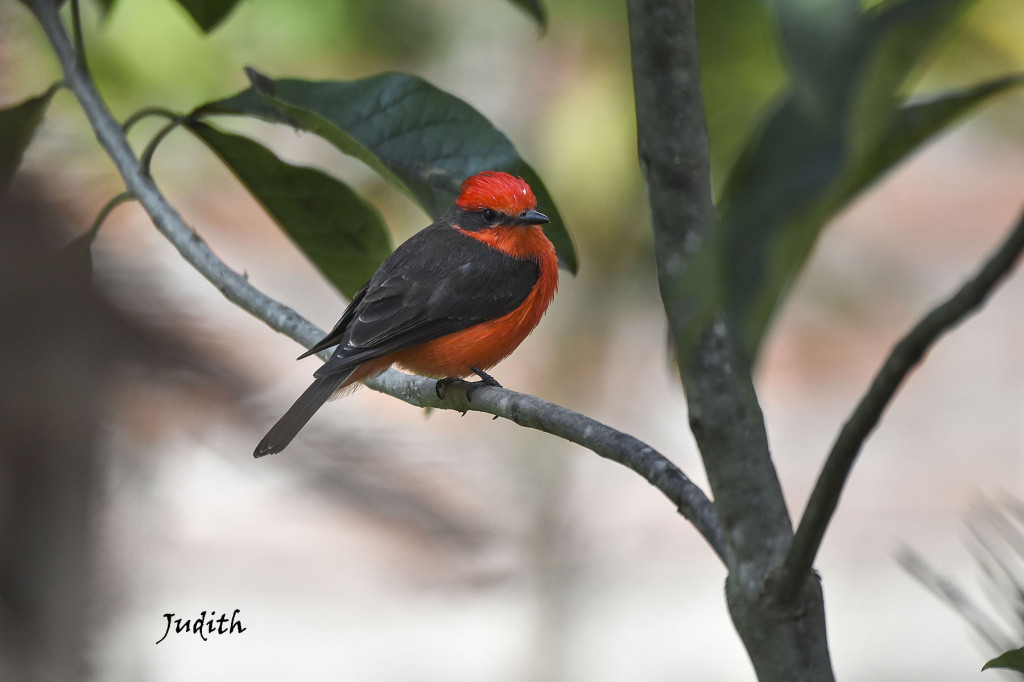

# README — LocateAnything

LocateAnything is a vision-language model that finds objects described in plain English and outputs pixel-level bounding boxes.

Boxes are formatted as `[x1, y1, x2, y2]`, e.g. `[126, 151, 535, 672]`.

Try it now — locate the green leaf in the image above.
[186, 122, 393, 298]
[844, 74, 1024, 203]
[713, 0, 1016, 365]
[715, 92, 845, 357]
[170, 0, 241, 33]
[92, 0, 116, 14]
[767, 0, 867, 121]
[194, 69, 578, 273]
[695, 0, 787, 193]
[0, 85, 59, 196]
[983, 647, 1024, 672]
[507, 0, 547, 29]
[851, 0, 980, 159]
[718, 74, 1022, 362]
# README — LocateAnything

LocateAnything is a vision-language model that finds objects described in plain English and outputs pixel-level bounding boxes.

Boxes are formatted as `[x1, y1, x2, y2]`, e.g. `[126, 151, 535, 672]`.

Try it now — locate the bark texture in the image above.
[627, 0, 835, 679]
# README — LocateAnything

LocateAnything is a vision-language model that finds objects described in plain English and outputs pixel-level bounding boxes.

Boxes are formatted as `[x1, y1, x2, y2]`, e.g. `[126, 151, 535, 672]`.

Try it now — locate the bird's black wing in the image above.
[297, 284, 368, 359]
[313, 223, 539, 378]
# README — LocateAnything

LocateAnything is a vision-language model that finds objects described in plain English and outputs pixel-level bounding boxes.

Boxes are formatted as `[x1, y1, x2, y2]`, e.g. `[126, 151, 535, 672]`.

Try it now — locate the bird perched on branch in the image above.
[255, 171, 559, 456]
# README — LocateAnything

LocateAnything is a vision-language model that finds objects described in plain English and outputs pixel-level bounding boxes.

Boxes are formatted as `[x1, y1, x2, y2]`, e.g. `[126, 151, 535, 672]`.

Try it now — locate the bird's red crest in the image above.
[456, 171, 537, 216]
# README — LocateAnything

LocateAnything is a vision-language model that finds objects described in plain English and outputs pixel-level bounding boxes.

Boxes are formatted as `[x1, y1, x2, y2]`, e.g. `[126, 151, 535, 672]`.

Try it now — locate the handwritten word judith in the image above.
[156, 609, 246, 644]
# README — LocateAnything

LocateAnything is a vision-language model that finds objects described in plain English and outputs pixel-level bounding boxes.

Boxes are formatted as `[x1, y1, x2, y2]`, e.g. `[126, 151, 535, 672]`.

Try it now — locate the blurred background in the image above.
[1, 0, 1023, 679]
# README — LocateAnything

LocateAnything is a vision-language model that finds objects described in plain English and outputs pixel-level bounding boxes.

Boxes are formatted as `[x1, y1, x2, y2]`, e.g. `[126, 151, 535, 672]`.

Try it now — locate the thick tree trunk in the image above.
[626, 0, 835, 679]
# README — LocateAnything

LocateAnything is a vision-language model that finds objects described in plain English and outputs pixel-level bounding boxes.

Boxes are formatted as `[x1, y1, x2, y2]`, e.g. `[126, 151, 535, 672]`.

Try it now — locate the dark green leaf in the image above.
[983, 647, 1024, 672]
[845, 74, 1024, 203]
[0, 85, 59, 196]
[715, 92, 845, 357]
[186, 122, 393, 298]
[851, 0, 979, 157]
[713, 0, 1015, 365]
[718, 74, 1022, 361]
[92, 0, 115, 14]
[695, 0, 787, 193]
[507, 0, 547, 29]
[767, 0, 867, 121]
[195, 69, 578, 273]
[170, 0, 241, 33]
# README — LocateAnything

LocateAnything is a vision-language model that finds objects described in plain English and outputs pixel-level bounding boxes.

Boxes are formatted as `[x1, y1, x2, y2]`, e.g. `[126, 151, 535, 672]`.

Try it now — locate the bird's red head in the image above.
[456, 171, 537, 216]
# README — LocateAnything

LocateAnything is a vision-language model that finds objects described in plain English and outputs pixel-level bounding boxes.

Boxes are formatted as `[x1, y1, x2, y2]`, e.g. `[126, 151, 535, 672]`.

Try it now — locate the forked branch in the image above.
[779, 206, 1024, 601]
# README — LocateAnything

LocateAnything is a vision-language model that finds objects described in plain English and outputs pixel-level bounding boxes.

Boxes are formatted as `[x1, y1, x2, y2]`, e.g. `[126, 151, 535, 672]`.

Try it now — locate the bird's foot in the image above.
[434, 366, 502, 402]
[434, 377, 463, 400]
[465, 366, 501, 401]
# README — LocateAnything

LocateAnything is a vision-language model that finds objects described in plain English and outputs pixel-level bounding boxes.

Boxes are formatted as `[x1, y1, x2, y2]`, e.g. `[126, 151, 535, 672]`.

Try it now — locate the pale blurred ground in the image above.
[2, 0, 1024, 680]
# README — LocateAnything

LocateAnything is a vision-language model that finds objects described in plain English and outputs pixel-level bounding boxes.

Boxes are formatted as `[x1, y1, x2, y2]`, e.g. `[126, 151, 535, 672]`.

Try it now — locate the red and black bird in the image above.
[255, 171, 559, 456]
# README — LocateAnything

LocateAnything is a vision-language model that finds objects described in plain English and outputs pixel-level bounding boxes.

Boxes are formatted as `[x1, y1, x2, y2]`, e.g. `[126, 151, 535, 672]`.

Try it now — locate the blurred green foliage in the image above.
[695, 0, 787, 193]
[95, 0, 242, 32]
[701, 0, 1023, 364]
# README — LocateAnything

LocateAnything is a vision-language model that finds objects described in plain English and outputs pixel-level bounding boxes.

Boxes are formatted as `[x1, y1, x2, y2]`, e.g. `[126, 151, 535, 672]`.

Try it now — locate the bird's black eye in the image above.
[481, 208, 497, 222]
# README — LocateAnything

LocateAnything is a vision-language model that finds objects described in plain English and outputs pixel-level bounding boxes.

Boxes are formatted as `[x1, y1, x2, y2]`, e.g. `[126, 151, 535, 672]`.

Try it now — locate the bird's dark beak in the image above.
[516, 209, 550, 226]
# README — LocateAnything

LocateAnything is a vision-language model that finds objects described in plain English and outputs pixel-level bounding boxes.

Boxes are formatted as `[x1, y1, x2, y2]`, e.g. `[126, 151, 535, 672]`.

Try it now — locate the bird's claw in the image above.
[435, 377, 462, 400]
[470, 366, 501, 388]
[465, 366, 502, 402]
[434, 367, 502, 403]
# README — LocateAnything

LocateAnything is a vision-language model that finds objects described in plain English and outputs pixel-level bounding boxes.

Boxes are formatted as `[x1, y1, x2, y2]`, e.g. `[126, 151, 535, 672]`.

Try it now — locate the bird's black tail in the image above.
[254, 371, 352, 457]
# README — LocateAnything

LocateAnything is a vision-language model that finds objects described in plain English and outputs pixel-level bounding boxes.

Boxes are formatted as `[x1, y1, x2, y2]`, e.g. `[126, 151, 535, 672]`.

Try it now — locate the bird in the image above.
[254, 171, 559, 457]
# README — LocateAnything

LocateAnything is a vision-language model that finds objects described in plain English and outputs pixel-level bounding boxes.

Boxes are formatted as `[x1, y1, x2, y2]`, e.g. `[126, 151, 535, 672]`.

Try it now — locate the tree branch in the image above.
[27, 0, 321, 348]
[372, 371, 724, 556]
[628, 0, 788, 581]
[27, 0, 725, 559]
[628, 1, 834, 679]
[779, 206, 1024, 601]
[628, 0, 791, 573]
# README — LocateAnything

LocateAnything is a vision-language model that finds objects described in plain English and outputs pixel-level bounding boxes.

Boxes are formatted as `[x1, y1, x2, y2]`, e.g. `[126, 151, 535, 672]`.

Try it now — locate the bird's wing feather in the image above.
[297, 284, 368, 359]
[314, 225, 538, 378]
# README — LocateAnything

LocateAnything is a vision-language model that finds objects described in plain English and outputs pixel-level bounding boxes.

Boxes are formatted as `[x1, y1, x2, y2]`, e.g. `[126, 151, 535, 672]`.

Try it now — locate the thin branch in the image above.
[122, 106, 179, 135]
[85, 191, 134, 243]
[780, 206, 1024, 601]
[69, 0, 87, 74]
[139, 116, 183, 176]
[26, 0, 725, 559]
[27, 0, 321, 347]
[371, 370, 724, 556]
